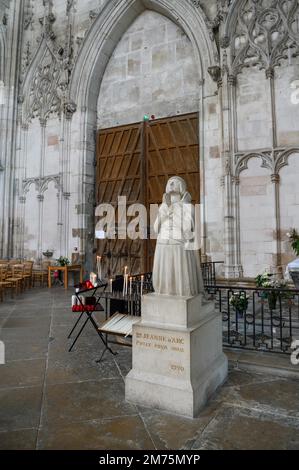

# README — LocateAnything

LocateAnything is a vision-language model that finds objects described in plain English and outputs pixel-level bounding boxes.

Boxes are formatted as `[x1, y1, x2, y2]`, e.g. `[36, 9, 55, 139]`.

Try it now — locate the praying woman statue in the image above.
[152, 176, 204, 297]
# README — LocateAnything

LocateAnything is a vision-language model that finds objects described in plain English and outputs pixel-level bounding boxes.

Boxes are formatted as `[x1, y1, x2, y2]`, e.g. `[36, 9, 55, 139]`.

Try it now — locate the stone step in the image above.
[225, 347, 299, 380]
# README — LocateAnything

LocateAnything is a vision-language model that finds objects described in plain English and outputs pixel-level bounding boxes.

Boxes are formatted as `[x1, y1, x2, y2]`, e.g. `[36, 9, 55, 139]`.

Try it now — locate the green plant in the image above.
[229, 292, 249, 311]
[56, 256, 70, 267]
[255, 272, 273, 288]
[255, 272, 290, 304]
[287, 229, 299, 257]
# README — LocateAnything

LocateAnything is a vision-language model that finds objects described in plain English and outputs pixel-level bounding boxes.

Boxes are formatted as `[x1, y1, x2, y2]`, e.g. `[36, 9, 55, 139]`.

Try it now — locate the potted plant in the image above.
[229, 292, 249, 318]
[56, 256, 70, 267]
[255, 273, 287, 310]
[286, 229, 299, 289]
[55, 257, 70, 283]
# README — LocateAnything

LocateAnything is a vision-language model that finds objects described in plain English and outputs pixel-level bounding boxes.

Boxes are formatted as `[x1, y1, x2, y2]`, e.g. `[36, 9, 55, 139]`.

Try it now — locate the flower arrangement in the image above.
[56, 256, 70, 267]
[255, 272, 273, 288]
[255, 272, 289, 309]
[287, 229, 299, 257]
[255, 272, 287, 289]
[229, 292, 249, 312]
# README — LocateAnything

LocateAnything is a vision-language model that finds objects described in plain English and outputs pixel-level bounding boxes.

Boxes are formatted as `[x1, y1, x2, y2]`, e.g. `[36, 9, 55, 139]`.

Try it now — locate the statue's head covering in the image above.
[166, 176, 187, 194]
[165, 176, 191, 202]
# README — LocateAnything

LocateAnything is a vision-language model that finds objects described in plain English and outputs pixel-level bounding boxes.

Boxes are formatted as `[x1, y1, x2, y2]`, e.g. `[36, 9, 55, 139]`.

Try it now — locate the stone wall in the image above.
[97, 10, 200, 128]
[0, 0, 298, 280]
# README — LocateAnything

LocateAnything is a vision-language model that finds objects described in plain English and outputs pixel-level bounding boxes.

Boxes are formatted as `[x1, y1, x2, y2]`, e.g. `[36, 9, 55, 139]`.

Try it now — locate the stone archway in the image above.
[69, 0, 218, 270]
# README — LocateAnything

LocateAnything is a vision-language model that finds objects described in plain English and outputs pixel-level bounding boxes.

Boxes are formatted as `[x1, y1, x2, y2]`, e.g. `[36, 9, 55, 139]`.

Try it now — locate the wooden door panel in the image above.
[96, 113, 199, 277]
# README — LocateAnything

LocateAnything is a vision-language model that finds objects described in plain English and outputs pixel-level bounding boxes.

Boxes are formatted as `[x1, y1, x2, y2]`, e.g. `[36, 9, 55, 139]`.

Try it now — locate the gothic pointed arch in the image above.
[70, 0, 218, 109]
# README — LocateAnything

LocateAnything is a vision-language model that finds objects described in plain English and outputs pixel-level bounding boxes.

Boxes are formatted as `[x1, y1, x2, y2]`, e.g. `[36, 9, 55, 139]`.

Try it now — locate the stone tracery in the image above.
[224, 0, 299, 75]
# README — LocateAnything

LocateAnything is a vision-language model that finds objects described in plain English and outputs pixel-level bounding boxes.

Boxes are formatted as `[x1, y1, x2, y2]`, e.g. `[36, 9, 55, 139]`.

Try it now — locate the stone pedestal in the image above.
[125, 293, 228, 418]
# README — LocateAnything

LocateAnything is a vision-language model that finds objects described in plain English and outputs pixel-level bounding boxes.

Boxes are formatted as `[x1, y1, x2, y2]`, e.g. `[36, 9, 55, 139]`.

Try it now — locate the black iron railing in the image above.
[206, 285, 299, 354]
[201, 261, 224, 286]
[108, 270, 298, 354]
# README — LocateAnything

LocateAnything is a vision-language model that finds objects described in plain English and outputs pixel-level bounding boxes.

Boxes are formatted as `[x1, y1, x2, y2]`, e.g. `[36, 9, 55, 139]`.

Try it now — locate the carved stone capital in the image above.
[271, 173, 280, 184]
[64, 100, 77, 120]
[208, 66, 222, 84]
[21, 122, 29, 131]
[19, 196, 26, 204]
[266, 67, 275, 80]
[220, 35, 230, 49]
[63, 192, 71, 200]
[37, 194, 44, 202]
[228, 74, 237, 86]
[39, 117, 47, 128]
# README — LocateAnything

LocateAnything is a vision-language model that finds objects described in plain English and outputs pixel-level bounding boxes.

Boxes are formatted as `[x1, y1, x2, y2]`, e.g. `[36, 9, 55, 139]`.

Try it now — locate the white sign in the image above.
[0, 341, 5, 365]
[291, 339, 299, 366]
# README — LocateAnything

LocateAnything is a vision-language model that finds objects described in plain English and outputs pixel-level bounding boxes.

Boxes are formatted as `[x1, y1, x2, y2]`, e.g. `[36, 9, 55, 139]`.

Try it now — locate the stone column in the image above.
[218, 69, 236, 278]
[17, 123, 29, 258]
[0, 0, 24, 258]
[266, 67, 277, 149]
[271, 173, 282, 274]
[37, 193, 44, 263]
[198, 79, 207, 261]
[60, 101, 76, 258]
[233, 175, 243, 277]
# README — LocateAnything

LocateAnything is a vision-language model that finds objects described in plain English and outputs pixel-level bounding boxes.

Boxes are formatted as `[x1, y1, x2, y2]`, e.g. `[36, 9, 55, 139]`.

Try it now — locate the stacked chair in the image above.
[0, 259, 37, 302]
[0, 264, 14, 301]
[33, 260, 51, 287]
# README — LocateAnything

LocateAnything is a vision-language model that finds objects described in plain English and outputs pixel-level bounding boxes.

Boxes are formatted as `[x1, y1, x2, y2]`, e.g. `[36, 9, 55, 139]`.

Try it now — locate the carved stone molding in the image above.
[235, 147, 299, 176]
[223, 0, 299, 75]
[22, 174, 62, 197]
[64, 100, 77, 120]
[20, 0, 77, 125]
[228, 74, 237, 86]
[208, 65, 222, 83]
[274, 147, 299, 173]
[271, 173, 280, 184]
[266, 67, 275, 80]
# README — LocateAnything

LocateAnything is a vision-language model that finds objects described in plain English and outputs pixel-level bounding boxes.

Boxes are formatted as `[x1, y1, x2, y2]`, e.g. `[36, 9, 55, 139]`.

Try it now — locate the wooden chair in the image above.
[0, 265, 15, 299]
[33, 261, 51, 287]
[23, 261, 34, 289]
[6, 264, 26, 294]
[8, 259, 21, 266]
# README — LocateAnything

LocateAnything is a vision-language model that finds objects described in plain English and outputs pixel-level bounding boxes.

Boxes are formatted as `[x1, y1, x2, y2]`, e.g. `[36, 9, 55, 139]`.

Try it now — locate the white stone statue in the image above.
[152, 176, 204, 296]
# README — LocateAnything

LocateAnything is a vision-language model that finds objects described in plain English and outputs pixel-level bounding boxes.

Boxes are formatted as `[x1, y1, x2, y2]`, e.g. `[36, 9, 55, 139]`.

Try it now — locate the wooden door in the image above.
[96, 112, 199, 277]
[146, 113, 200, 269]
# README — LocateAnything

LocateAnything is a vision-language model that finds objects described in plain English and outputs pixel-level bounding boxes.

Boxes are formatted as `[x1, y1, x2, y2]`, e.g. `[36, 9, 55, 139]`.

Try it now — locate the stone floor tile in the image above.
[42, 379, 137, 426]
[138, 400, 221, 450]
[191, 406, 299, 450]
[2, 316, 51, 330]
[37, 416, 155, 450]
[3, 338, 49, 362]
[0, 385, 43, 432]
[0, 429, 38, 450]
[46, 349, 120, 385]
[234, 378, 299, 418]
[0, 358, 46, 389]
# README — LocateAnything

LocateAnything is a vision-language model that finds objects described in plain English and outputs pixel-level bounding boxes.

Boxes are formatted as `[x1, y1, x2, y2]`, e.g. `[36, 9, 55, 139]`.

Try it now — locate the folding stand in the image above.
[68, 283, 117, 361]
[68, 274, 153, 363]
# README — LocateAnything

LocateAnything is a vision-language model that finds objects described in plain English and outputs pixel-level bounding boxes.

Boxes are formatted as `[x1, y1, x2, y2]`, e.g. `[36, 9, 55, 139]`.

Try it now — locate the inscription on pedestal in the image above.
[135, 329, 185, 374]
[135, 331, 185, 353]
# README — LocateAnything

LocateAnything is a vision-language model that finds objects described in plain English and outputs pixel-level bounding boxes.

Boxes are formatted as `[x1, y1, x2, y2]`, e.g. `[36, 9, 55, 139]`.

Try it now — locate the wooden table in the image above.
[48, 265, 83, 290]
